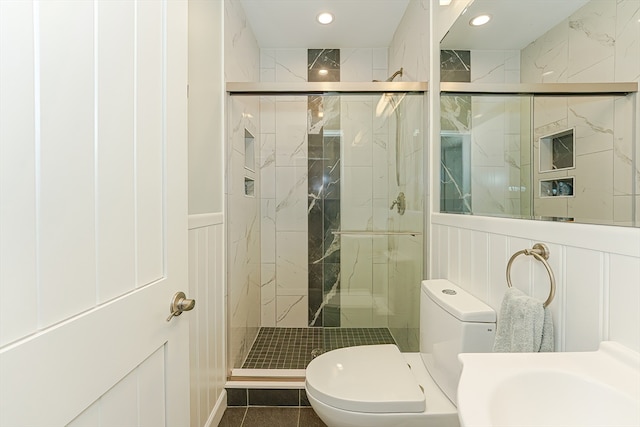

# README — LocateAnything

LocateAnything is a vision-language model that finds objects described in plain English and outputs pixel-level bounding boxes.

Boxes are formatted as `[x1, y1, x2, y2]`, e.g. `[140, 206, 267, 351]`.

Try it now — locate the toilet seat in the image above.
[305, 344, 425, 413]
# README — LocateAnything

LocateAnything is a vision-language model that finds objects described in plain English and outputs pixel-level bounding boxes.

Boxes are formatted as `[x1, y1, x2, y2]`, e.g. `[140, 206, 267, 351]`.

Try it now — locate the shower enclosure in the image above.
[226, 83, 426, 373]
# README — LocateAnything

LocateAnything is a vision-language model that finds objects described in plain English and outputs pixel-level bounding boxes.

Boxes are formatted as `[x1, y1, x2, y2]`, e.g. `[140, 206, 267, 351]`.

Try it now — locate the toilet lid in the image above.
[305, 344, 426, 413]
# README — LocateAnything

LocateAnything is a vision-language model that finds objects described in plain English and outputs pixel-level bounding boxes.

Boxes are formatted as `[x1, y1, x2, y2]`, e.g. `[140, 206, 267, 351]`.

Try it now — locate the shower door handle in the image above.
[166, 291, 196, 322]
[390, 192, 406, 215]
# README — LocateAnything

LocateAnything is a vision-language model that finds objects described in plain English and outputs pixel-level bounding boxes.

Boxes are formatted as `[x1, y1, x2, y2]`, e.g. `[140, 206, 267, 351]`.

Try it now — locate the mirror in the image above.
[439, 0, 639, 227]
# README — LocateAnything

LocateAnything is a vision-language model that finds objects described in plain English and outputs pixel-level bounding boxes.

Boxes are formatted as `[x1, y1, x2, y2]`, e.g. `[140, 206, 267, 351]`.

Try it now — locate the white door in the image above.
[0, 1, 190, 426]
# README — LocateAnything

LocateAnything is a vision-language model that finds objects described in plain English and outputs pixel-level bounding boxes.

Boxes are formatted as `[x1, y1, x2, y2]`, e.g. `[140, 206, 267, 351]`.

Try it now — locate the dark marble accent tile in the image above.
[309, 307, 323, 327]
[308, 95, 324, 134]
[309, 264, 324, 291]
[309, 69, 340, 82]
[321, 229, 340, 265]
[308, 133, 324, 159]
[308, 49, 340, 83]
[323, 263, 340, 294]
[323, 305, 340, 327]
[248, 389, 299, 406]
[299, 408, 328, 426]
[323, 263, 340, 327]
[440, 49, 471, 83]
[308, 158, 325, 197]
[218, 407, 246, 427]
[441, 94, 471, 132]
[441, 69, 473, 83]
[242, 407, 299, 427]
[226, 388, 248, 406]
[308, 49, 340, 69]
[323, 135, 341, 200]
[322, 200, 340, 238]
[308, 202, 324, 262]
[323, 171, 341, 200]
[308, 287, 323, 326]
[322, 199, 340, 226]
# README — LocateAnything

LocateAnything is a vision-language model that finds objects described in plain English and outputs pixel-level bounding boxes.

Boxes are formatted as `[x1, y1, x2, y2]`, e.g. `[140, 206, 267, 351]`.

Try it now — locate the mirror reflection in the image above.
[439, 0, 639, 227]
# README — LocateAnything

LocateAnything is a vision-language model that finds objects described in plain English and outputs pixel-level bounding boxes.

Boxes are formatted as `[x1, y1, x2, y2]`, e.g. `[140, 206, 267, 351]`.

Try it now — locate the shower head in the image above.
[373, 67, 403, 82]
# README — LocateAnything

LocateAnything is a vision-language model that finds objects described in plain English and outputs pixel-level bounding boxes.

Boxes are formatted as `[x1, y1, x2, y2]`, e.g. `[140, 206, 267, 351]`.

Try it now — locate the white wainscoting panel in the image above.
[432, 213, 640, 353]
[188, 213, 226, 427]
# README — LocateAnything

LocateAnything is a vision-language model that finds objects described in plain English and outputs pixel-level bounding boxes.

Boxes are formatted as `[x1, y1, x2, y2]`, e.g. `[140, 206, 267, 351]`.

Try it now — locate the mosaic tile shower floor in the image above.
[241, 327, 397, 369]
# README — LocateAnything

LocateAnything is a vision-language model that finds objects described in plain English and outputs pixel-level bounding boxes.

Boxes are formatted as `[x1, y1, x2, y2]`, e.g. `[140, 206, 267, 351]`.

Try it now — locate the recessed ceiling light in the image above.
[317, 12, 334, 25]
[469, 14, 491, 26]
[318, 69, 328, 76]
[439, 0, 452, 5]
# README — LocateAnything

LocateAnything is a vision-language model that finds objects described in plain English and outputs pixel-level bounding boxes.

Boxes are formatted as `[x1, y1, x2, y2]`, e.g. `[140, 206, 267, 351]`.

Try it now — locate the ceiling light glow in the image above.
[439, 0, 452, 5]
[318, 69, 328, 76]
[470, 14, 491, 26]
[317, 12, 334, 25]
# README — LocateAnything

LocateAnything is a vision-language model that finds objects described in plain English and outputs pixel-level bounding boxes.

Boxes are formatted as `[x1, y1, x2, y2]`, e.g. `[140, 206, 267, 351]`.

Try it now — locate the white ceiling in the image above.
[240, 0, 591, 51]
[239, 0, 410, 48]
[440, 0, 590, 50]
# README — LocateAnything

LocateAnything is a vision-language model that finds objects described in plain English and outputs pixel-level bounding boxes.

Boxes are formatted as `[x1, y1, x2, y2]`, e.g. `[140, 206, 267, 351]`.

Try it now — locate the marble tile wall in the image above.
[470, 95, 526, 217]
[259, 94, 309, 328]
[258, 45, 425, 343]
[471, 50, 520, 84]
[259, 48, 392, 328]
[521, 0, 639, 225]
[254, 1, 429, 340]
[385, 0, 430, 350]
[440, 49, 526, 219]
[338, 92, 424, 351]
[388, 0, 430, 82]
[224, 0, 261, 370]
[227, 96, 261, 369]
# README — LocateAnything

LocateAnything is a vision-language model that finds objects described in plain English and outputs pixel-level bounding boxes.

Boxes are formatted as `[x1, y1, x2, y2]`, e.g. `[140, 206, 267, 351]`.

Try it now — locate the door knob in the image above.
[166, 291, 196, 322]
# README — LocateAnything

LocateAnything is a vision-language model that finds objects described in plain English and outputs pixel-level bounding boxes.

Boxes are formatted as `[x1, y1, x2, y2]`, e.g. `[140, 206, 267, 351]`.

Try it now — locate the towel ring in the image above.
[506, 243, 556, 308]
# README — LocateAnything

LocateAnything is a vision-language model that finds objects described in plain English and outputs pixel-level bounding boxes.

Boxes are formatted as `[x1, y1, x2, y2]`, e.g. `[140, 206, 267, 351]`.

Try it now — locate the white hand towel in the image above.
[492, 287, 554, 353]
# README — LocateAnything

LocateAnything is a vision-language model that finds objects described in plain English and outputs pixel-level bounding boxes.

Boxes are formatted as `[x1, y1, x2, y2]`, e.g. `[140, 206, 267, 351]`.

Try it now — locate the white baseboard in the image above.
[204, 390, 227, 427]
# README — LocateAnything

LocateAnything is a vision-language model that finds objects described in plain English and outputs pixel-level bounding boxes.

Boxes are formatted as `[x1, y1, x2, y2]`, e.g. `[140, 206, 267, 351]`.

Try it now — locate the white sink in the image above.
[457, 341, 640, 427]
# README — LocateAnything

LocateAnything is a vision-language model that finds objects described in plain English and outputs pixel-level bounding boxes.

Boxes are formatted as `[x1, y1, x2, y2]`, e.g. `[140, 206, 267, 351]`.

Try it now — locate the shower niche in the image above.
[538, 128, 575, 199]
[539, 128, 575, 172]
[540, 177, 574, 198]
[244, 129, 255, 197]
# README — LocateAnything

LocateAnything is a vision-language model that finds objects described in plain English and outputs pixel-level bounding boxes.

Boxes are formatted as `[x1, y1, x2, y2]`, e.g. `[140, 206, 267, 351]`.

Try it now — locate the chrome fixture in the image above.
[390, 192, 406, 215]
[374, 68, 405, 186]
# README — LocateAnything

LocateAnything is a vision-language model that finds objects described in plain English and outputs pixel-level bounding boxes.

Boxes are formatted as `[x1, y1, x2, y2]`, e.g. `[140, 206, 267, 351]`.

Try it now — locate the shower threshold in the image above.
[227, 327, 399, 391]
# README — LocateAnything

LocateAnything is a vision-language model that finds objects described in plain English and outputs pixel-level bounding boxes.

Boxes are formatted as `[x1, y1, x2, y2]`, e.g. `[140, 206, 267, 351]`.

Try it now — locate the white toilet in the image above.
[305, 279, 496, 427]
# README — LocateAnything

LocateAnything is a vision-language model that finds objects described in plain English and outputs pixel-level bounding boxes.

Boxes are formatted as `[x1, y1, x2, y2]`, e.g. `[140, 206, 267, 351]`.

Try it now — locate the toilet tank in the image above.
[420, 279, 496, 406]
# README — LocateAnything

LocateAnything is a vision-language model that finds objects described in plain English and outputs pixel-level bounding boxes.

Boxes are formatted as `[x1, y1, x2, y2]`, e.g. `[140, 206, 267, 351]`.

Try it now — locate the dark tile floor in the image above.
[242, 327, 396, 369]
[219, 407, 327, 427]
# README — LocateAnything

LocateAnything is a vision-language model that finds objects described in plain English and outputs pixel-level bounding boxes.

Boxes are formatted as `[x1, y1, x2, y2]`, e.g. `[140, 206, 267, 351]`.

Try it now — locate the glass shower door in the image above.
[317, 92, 424, 352]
